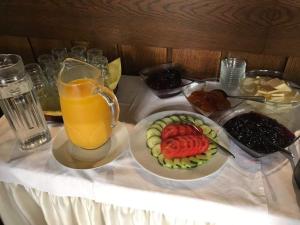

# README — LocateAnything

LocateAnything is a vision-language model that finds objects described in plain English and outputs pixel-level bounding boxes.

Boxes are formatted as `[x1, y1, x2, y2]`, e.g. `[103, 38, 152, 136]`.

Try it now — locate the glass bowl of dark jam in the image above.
[216, 102, 297, 158]
[140, 63, 193, 98]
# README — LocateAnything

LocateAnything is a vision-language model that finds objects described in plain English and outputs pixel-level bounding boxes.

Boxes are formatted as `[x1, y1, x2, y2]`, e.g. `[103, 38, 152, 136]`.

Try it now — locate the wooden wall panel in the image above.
[172, 49, 221, 79]
[227, 51, 287, 73]
[29, 38, 72, 59]
[120, 45, 167, 75]
[0, 0, 277, 54]
[283, 57, 300, 84]
[0, 35, 34, 63]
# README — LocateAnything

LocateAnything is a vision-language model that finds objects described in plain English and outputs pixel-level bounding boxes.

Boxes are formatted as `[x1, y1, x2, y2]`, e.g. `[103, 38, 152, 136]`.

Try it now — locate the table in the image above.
[0, 76, 299, 225]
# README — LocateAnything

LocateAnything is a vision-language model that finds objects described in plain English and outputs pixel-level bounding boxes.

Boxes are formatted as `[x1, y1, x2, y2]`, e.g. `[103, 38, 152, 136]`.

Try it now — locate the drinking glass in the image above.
[220, 58, 246, 94]
[51, 48, 68, 64]
[87, 48, 103, 65]
[37, 54, 60, 83]
[25, 63, 48, 91]
[0, 54, 51, 151]
[70, 45, 87, 62]
[87, 54, 109, 86]
[57, 58, 119, 160]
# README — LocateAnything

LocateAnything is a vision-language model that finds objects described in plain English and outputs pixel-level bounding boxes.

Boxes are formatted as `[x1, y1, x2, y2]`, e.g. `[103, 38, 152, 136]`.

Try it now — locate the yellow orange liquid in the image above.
[60, 79, 112, 149]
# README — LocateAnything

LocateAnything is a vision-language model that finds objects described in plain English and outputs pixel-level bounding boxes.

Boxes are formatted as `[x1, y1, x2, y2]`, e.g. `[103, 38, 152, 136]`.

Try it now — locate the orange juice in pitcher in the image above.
[58, 58, 119, 160]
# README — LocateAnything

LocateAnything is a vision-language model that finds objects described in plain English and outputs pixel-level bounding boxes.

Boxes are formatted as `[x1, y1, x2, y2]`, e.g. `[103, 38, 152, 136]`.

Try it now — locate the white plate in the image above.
[52, 123, 129, 170]
[129, 110, 230, 181]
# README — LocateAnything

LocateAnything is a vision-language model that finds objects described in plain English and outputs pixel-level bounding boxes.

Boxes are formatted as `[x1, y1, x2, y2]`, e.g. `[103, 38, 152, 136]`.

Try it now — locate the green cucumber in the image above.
[207, 130, 217, 139]
[150, 123, 163, 132]
[147, 136, 161, 148]
[157, 154, 165, 166]
[151, 144, 161, 157]
[200, 125, 212, 135]
[194, 118, 204, 127]
[169, 115, 181, 123]
[173, 158, 182, 168]
[163, 158, 175, 168]
[146, 128, 161, 139]
[154, 120, 167, 128]
[181, 158, 197, 169]
[162, 117, 173, 125]
[186, 115, 195, 123]
[196, 154, 211, 160]
[179, 115, 188, 122]
[206, 147, 217, 156]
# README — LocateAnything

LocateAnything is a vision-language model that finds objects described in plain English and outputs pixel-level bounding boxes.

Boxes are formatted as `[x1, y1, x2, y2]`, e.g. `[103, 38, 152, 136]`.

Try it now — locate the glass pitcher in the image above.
[57, 58, 120, 155]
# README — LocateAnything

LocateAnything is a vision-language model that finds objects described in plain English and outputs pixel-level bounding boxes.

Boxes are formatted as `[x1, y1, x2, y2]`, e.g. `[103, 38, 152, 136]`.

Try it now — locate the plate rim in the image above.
[52, 123, 128, 170]
[129, 110, 230, 181]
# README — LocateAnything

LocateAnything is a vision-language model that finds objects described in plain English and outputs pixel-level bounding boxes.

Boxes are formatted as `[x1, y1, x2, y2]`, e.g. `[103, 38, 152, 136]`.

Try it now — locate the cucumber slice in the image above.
[194, 118, 204, 127]
[162, 117, 173, 125]
[163, 158, 175, 168]
[196, 154, 211, 160]
[147, 136, 161, 148]
[186, 115, 195, 123]
[207, 130, 217, 139]
[208, 143, 217, 150]
[181, 158, 197, 168]
[179, 115, 188, 122]
[157, 154, 165, 166]
[151, 144, 161, 157]
[188, 156, 204, 165]
[150, 123, 163, 132]
[200, 125, 212, 135]
[206, 147, 217, 156]
[146, 128, 161, 139]
[154, 120, 167, 128]
[173, 158, 182, 168]
[169, 115, 181, 123]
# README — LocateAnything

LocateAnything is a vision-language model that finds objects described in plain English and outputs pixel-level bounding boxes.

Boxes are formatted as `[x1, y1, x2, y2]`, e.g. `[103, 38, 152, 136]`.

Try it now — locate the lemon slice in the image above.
[107, 58, 122, 90]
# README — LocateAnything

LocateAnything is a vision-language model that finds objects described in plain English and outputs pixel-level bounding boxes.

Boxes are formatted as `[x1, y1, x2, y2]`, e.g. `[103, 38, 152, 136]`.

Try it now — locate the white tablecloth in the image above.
[0, 76, 299, 225]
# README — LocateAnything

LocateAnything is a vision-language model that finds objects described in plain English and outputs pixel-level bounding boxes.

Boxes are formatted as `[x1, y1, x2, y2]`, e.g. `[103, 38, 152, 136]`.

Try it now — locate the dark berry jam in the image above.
[224, 112, 295, 154]
[146, 68, 182, 90]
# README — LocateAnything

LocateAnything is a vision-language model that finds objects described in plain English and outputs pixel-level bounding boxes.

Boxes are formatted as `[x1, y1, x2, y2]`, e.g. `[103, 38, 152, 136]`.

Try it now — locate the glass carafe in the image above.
[0, 54, 51, 151]
[57, 58, 120, 160]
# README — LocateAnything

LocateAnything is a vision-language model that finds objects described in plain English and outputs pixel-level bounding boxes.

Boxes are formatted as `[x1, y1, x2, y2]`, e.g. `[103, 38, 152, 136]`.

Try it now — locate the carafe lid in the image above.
[0, 54, 25, 84]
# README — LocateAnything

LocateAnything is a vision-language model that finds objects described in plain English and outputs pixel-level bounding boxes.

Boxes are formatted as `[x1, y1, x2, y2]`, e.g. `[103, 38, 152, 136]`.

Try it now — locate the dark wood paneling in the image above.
[172, 49, 221, 79]
[120, 45, 167, 75]
[265, 0, 300, 56]
[284, 57, 300, 84]
[0, 35, 34, 63]
[227, 51, 287, 72]
[0, 0, 282, 54]
[29, 38, 72, 59]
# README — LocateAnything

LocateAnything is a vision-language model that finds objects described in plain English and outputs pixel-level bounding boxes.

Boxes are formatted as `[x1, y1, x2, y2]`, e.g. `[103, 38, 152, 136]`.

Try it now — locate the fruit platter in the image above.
[130, 110, 230, 180]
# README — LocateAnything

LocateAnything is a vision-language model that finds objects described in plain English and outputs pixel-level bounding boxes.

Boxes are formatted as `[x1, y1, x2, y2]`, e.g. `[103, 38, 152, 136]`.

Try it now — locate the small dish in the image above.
[215, 102, 297, 158]
[52, 123, 129, 169]
[182, 81, 242, 117]
[140, 63, 193, 98]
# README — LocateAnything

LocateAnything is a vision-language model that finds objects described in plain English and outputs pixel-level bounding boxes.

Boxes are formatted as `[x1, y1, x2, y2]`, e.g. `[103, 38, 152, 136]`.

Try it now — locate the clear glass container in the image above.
[0, 54, 51, 151]
[220, 58, 246, 94]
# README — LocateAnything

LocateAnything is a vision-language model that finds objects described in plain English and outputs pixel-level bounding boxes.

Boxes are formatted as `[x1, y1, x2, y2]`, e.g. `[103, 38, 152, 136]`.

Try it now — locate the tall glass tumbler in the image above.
[70, 45, 87, 62]
[0, 54, 51, 151]
[51, 48, 68, 64]
[220, 58, 246, 94]
[37, 54, 60, 83]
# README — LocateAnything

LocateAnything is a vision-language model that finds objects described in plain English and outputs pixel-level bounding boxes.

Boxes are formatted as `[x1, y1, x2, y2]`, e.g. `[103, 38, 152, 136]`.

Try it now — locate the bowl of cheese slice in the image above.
[240, 70, 300, 106]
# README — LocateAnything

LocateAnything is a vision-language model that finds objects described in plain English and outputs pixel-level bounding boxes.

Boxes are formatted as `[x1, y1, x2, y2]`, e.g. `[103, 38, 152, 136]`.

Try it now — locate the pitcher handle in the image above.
[96, 85, 120, 127]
